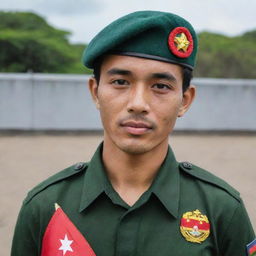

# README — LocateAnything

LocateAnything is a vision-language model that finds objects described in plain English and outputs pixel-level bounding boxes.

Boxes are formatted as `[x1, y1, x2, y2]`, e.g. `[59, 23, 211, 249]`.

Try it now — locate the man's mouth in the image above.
[120, 121, 153, 135]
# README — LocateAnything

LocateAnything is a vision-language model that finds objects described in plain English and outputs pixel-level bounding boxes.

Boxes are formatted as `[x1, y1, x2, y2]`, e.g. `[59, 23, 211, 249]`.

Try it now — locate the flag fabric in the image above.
[41, 204, 96, 256]
[247, 239, 256, 256]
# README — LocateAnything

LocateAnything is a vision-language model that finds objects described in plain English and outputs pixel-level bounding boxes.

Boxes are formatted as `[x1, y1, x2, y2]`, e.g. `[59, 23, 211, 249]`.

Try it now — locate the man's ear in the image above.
[178, 85, 196, 117]
[88, 77, 100, 109]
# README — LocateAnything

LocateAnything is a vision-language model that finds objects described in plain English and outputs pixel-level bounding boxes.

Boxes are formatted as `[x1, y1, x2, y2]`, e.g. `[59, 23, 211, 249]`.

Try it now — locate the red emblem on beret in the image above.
[168, 27, 193, 58]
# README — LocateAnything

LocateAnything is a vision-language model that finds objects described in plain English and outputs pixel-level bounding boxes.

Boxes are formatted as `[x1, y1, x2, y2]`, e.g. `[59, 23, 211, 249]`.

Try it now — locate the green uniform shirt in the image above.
[12, 143, 255, 256]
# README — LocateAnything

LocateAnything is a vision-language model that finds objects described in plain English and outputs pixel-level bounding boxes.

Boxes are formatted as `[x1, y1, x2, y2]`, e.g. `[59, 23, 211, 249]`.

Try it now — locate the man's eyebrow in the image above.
[150, 72, 177, 83]
[107, 68, 132, 76]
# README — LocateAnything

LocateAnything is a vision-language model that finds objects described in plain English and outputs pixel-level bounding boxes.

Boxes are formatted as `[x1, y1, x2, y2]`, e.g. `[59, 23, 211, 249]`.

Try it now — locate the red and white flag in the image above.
[41, 204, 96, 256]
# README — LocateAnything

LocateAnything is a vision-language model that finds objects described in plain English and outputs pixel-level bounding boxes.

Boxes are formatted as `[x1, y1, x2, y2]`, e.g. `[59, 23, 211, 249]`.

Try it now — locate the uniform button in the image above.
[181, 162, 192, 169]
[74, 162, 85, 171]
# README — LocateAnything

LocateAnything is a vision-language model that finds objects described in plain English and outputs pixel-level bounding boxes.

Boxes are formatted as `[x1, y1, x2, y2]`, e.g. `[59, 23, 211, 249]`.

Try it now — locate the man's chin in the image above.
[116, 141, 153, 155]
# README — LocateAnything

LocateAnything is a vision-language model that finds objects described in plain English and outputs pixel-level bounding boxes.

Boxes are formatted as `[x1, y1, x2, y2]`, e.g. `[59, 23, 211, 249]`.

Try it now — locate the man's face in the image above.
[89, 55, 195, 155]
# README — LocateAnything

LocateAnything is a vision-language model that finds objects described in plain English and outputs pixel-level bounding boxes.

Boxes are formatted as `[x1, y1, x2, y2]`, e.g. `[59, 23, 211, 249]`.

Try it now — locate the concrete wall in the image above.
[0, 73, 255, 131]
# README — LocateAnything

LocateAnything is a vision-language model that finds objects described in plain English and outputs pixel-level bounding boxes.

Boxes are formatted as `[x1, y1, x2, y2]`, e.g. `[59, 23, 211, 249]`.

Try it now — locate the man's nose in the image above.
[126, 85, 150, 114]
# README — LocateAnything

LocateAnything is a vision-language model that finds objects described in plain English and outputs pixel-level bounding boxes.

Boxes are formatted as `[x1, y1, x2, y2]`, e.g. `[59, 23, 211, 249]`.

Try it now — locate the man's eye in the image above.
[152, 83, 171, 90]
[112, 79, 129, 85]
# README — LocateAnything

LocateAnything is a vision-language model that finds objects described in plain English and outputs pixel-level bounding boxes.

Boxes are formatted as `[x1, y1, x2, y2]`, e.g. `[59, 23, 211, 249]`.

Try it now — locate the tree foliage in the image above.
[195, 31, 256, 78]
[0, 11, 255, 78]
[0, 11, 87, 73]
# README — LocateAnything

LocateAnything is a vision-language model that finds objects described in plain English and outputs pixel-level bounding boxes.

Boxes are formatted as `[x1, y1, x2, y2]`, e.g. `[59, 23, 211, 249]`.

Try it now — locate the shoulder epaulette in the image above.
[23, 162, 88, 205]
[179, 161, 241, 202]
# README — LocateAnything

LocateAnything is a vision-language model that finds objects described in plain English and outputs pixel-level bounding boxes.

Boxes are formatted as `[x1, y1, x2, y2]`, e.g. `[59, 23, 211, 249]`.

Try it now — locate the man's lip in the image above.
[120, 120, 153, 135]
[121, 121, 152, 129]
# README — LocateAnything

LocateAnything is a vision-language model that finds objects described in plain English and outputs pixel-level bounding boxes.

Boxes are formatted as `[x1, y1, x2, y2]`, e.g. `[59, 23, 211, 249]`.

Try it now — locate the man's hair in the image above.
[92, 58, 193, 92]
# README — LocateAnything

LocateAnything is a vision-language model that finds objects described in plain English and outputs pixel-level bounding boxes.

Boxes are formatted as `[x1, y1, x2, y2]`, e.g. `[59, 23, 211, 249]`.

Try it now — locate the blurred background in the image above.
[0, 1, 255, 255]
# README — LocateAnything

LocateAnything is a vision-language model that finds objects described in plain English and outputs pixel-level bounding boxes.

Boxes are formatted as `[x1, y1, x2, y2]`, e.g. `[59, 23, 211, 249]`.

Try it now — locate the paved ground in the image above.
[1, 134, 255, 255]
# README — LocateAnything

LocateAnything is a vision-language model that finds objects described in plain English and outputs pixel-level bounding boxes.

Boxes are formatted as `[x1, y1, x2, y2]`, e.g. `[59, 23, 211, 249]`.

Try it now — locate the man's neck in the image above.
[102, 138, 169, 206]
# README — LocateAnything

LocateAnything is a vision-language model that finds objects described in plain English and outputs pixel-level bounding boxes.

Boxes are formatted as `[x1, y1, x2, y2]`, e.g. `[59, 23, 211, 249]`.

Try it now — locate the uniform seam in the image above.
[219, 202, 240, 252]
[23, 203, 40, 253]
[24, 165, 87, 205]
[180, 167, 241, 202]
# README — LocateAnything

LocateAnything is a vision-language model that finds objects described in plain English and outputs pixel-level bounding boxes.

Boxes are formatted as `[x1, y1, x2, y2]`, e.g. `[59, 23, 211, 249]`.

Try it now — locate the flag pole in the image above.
[55, 203, 60, 211]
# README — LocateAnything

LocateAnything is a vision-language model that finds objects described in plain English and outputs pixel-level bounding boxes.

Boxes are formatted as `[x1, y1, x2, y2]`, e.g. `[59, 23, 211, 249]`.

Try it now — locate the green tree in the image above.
[195, 31, 256, 78]
[0, 11, 89, 73]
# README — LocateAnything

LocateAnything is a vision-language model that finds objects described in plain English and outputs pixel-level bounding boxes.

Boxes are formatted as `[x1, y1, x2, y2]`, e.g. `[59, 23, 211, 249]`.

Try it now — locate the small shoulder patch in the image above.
[23, 162, 88, 205]
[179, 162, 241, 202]
[247, 239, 256, 256]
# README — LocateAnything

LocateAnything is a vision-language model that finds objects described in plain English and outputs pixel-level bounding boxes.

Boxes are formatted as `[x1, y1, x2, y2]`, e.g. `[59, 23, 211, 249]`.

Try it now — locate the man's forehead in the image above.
[101, 54, 183, 79]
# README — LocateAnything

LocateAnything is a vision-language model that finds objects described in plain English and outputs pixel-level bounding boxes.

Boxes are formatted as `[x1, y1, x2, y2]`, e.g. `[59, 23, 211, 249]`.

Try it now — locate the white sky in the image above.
[1, 0, 255, 44]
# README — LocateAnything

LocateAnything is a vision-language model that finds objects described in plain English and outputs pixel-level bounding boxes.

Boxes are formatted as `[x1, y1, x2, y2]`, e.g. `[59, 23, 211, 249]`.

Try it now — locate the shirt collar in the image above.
[150, 146, 180, 219]
[79, 142, 109, 212]
[79, 143, 180, 218]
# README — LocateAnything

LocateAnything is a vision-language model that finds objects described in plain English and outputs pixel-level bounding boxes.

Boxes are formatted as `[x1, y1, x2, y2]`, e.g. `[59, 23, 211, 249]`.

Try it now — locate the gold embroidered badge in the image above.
[180, 209, 210, 243]
[174, 32, 190, 52]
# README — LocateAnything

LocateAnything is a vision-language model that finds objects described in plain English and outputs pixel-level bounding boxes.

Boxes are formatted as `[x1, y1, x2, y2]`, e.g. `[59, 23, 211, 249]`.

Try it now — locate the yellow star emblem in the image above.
[174, 33, 190, 52]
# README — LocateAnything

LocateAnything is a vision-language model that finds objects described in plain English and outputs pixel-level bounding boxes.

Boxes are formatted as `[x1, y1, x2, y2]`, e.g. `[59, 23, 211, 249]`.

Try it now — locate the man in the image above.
[12, 11, 255, 256]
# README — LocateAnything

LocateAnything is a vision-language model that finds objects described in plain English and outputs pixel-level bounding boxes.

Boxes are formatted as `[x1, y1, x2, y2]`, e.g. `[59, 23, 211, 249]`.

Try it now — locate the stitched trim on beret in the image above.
[168, 27, 194, 58]
[110, 51, 194, 70]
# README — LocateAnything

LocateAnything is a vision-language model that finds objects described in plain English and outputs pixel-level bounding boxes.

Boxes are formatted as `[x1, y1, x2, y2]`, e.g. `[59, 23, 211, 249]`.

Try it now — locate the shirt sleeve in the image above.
[219, 200, 255, 256]
[11, 202, 40, 256]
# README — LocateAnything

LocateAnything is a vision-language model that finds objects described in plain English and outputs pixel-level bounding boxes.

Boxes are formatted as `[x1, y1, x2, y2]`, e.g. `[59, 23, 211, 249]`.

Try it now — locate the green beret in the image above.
[83, 11, 198, 70]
